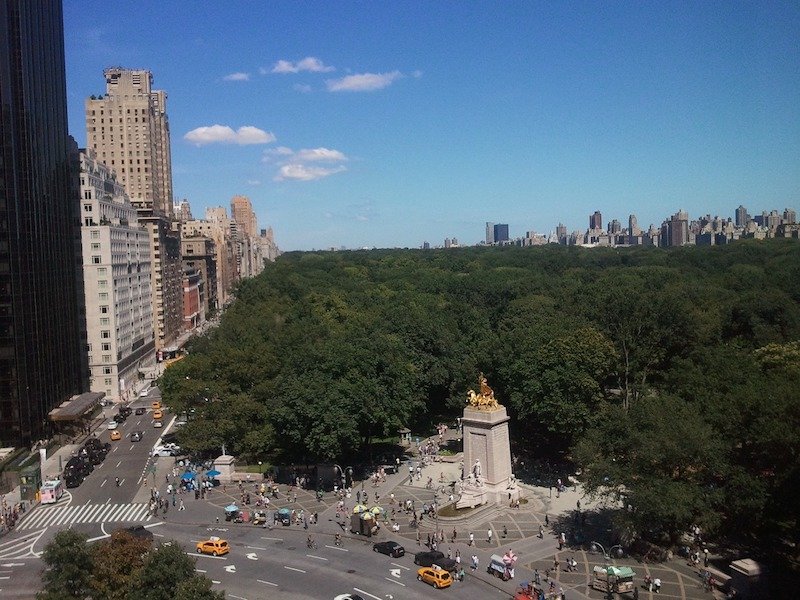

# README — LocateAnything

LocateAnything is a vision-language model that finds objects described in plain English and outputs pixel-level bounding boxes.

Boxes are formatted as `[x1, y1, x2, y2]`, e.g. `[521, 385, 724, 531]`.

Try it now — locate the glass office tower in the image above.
[0, 1, 85, 447]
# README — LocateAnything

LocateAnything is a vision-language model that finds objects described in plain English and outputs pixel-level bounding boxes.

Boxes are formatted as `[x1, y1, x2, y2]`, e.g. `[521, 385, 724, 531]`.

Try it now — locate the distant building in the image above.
[608, 219, 622, 235]
[182, 269, 203, 331]
[231, 195, 258, 238]
[556, 223, 568, 244]
[175, 199, 193, 221]
[735, 205, 749, 228]
[661, 210, 690, 247]
[590, 210, 602, 231]
[485, 222, 495, 245]
[182, 237, 217, 316]
[783, 208, 797, 224]
[628, 214, 640, 236]
[493, 223, 510, 243]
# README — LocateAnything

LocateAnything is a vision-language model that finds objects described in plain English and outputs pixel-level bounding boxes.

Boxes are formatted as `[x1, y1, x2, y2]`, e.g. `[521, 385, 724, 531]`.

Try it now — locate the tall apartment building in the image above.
[258, 228, 280, 262]
[590, 211, 603, 231]
[182, 208, 237, 308]
[230, 195, 257, 238]
[485, 222, 495, 245]
[85, 68, 181, 350]
[182, 237, 218, 318]
[79, 149, 153, 401]
[0, 0, 85, 446]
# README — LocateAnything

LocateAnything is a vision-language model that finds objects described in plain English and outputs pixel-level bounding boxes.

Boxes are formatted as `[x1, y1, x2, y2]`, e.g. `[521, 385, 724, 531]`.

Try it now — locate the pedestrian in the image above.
[633, 586, 639, 600]
[703, 547, 709, 568]
[179, 499, 185, 511]
[417, 531, 421, 545]
[470, 554, 479, 571]
[487, 528, 493, 543]
[653, 577, 661, 594]
[539, 524, 544, 539]
[427, 533, 431, 548]
[534, 568, 541, 585]
[469, 531, 474, 546]
[545, 514, 549, 526]
[452, 527, 457, 543]
[502, 525, 508, 538]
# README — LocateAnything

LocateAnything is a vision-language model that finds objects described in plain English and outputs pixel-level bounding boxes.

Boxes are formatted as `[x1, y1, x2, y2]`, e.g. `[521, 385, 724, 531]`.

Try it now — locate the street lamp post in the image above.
[590, 541, 624, 561]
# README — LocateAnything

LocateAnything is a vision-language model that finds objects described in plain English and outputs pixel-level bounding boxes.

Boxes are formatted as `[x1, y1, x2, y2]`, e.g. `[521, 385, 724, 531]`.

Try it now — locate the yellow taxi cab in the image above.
[110, 430, 122, 441]
[196, 537, 229, 556]
[417, 566, 453, 589]
[151, 400, 161, 411]
[152, 409, 163, 420]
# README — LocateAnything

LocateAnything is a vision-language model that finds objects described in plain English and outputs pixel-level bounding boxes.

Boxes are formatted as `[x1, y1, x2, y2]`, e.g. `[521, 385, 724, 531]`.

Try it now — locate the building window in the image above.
[100, 317, 109, 325]
[102, 354, 111, 363]
[102, 343, 111, 351]
[103, 367, 112, 375]
[91, 243, 100, 251]
[100, 305, 109, 314]
[101, 330, 110, 339]
[91, 230, 100, 239]
[105, 378, 112, 386]
[92, 256, 101, 264]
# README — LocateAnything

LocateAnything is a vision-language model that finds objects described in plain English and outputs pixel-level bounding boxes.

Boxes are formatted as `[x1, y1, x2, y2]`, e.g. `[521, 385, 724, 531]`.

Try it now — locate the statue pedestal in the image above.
[213, 454, 236, 482]
[457, 405, 519, 508]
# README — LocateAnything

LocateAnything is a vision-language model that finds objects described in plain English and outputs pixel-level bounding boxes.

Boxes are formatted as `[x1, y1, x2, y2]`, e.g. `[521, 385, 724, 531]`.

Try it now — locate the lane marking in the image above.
[325, 544, 348, 551]
[353, 587, 382, 600]
[245, 545, 268, 550]
[384, 578, 405, 586]
[260, 536, 283, 541]
[187, 552, 228, 560]
[391, 562, 409, 570]
[306, 554, 327, 561]
[257, 579, 278, 587]
[115, 461, 122, 468]
[100, 479, 107, 488]
[195, 568, 207, 573]
[284, 566, 306, 573]
[228, 595, 247, 600]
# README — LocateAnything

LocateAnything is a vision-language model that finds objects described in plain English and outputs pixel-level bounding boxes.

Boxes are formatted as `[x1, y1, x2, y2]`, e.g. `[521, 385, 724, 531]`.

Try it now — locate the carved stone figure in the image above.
[465, 374, 500, 410]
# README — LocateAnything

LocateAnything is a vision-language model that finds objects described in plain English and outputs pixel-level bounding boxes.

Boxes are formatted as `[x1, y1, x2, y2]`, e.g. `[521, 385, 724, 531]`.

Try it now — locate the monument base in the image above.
[456, 479, 521, 509]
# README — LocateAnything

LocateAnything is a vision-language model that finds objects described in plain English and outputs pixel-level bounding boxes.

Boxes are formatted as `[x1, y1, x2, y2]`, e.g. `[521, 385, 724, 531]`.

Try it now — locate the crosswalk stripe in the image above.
[17, 503, 152, 530]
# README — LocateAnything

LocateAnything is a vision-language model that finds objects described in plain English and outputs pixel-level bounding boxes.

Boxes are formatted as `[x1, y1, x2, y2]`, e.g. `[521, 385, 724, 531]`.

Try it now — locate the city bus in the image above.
[40, 480, 64, 504]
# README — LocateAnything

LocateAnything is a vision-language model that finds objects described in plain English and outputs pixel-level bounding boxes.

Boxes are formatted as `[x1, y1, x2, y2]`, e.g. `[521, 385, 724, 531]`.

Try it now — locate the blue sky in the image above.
[63, 1, 800, 251]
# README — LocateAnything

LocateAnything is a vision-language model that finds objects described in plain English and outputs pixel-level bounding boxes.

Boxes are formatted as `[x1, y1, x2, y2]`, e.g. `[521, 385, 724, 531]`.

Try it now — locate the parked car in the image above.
[131, 431, 143, 442]
[135, 407, 146, 415]
[113, 414, 126, 424]
[118, 406, 132, 417]
[373, 541, 405, 558]
[152, 445, 178, 457]
[196, 537, 229, 556]
[417, 567, 453, 589]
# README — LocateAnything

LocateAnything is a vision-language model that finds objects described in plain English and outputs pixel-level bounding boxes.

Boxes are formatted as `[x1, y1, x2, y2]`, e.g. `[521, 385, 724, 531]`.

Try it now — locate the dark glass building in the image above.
[0, 1, 85, 446]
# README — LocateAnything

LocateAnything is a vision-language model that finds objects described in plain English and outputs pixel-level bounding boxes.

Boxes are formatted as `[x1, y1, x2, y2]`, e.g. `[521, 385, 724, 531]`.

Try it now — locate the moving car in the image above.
[373, 541, 405, 558]
[131, 431, 143, 442]
[107, 421, 119, 430]
[417, 567, 453, 589]
[113, 414, 126, 424]
[119, 406, 133, 417]
[414, 550, 457, 571]
[152, 409, 163, 420]
[153, 421, 163, 428]
[110, 430, 122, 441]
[151, 401, 162, 410]
[135, 407, 146, 415]
[196, 537, 229, 556]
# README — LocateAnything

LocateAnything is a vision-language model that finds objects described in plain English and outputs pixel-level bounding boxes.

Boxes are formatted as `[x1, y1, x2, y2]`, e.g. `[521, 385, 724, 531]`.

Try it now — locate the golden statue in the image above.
[466, 373, 499, 410]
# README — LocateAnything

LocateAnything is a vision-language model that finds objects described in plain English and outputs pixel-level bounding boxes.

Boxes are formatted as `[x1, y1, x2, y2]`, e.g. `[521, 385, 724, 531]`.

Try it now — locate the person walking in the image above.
[178, 499, 185, 511]
[416, 531, 421, 545]
[469, 531, 474, 546]
[470, 554, 479, 571]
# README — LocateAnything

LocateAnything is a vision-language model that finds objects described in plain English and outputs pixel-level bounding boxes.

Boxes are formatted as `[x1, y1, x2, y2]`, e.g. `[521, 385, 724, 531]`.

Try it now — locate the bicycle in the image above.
[306, 538, 318, 550]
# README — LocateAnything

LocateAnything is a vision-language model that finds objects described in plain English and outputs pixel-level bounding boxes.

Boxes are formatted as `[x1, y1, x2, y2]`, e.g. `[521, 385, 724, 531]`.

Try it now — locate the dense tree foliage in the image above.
[162, 240, 800, 551]
[37, 532, 223, 600]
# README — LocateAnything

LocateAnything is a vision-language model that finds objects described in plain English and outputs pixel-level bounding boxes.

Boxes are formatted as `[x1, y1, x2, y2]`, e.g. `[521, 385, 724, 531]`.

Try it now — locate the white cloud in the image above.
[223, 72, 250, 81]
[275, 164, 346, 181]
[294, 147, 347, 162]
[265, 146, 348, 181]
[184, 125, 276, 146]
[293, 83, 312, 93]
[271, 56, 334, 74]
[326, 71, 402, 92]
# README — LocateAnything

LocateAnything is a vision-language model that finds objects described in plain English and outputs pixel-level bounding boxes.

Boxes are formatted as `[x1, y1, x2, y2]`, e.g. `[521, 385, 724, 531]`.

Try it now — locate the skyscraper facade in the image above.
[85, 69, 173, 217]
[590, 211, 603, 230]
[485, 222, 495, 245]
[79, 149, 153, 401]
[0, 0, 85, 446]
[493, 223, 510, 243]
[85, 68, 181, 350]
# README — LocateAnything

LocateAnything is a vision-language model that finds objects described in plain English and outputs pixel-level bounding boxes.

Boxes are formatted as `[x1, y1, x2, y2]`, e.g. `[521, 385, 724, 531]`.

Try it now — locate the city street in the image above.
[0, 411, 724, 600]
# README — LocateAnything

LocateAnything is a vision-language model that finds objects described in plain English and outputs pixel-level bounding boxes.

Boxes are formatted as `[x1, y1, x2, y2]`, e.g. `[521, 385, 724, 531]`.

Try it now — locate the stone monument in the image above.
[457, 374, 519, 508]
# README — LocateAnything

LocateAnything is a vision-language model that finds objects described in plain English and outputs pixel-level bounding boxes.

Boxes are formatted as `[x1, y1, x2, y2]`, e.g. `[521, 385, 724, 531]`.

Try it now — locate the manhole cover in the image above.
[347, 569, 356, 574]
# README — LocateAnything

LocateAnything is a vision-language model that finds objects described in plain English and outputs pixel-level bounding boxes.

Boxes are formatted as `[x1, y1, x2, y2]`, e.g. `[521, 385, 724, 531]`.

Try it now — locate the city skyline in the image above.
[63, 1, 800, 251]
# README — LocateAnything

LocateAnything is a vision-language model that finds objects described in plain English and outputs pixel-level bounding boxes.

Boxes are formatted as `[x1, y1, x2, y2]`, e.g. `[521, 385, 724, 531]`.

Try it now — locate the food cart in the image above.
[592, 565, 636, 594]
[350, 511, 379, 536]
